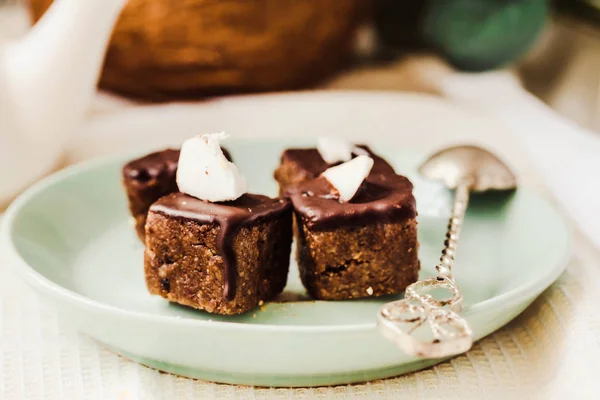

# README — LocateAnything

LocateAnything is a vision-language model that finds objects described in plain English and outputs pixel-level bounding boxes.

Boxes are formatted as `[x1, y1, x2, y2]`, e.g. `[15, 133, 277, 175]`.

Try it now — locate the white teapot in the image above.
[0, 0, 127, 205]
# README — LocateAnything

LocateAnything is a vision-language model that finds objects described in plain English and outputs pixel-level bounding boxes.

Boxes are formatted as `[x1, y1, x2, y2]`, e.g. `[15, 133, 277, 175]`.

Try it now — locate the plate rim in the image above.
[0, 141, 573, 334]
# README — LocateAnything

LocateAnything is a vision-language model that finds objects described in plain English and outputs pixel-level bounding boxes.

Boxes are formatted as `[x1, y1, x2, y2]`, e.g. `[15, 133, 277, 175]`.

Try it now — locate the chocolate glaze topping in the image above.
[280, 145, 396, 180]
[123, 149, 180, 184]
[123, 148, 232, 184]
[150, 192, 292, 300]
[287, 173, 416, 231]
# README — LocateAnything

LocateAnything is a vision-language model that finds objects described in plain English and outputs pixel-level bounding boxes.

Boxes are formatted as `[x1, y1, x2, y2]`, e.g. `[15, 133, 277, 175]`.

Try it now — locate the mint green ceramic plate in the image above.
[0, 138, 570, 387]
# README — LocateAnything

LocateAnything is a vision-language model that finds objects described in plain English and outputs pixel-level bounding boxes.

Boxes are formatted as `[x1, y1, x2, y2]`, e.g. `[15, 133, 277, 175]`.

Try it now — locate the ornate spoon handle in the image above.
[377, 182, 473, 358]
[436, 182, 469, 280]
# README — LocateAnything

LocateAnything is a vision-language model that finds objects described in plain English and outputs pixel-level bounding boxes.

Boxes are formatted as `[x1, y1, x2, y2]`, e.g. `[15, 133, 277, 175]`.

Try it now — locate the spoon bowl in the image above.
[418, 145, 517, 191]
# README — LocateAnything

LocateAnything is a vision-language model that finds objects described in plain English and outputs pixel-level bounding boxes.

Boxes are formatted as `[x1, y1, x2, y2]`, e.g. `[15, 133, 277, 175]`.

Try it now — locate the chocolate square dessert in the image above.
[274, 145, 395, 195]
[122, 148, 231, 241]
[144, 192, 293, 315]
[288, 173, 419, 300]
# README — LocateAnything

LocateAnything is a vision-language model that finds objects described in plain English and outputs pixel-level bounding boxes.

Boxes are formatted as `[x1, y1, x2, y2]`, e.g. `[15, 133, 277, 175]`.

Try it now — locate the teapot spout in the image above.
[2, 0, 126, 144]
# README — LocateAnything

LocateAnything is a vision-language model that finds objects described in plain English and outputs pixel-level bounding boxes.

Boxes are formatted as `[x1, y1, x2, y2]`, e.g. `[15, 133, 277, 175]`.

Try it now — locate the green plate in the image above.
[0, 138, 571, 387]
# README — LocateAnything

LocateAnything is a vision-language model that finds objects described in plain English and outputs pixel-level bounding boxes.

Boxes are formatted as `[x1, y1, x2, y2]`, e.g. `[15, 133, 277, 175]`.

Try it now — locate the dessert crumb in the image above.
[258, 300, 264, 306]
[366, 287, 374, 296]
[253, 313, 256, 318]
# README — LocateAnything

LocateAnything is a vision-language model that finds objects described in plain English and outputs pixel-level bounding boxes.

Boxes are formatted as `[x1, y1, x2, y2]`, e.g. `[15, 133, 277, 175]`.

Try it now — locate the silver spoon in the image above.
[377, 145, 517, 358]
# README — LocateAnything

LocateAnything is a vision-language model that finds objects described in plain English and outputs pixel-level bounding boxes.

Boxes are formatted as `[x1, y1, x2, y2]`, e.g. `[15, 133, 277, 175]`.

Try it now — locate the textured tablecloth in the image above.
[3, 4, 600, 400]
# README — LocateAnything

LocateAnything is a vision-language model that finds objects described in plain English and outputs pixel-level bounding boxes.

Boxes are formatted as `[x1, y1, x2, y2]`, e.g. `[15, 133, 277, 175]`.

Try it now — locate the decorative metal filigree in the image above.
[378, 184, 473, 358]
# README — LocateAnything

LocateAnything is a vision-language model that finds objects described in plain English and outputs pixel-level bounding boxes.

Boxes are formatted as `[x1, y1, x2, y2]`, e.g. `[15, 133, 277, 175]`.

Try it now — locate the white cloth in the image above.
[441, 71, 600, 251]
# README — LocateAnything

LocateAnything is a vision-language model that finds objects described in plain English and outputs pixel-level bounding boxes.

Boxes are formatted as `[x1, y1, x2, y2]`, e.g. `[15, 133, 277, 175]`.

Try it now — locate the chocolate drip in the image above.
[287, 173, 416, 231]
[150, 192, 291, 300]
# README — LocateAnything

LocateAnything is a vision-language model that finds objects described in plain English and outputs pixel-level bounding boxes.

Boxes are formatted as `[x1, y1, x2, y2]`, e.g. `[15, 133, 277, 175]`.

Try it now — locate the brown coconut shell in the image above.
[28, 0, 370, 102]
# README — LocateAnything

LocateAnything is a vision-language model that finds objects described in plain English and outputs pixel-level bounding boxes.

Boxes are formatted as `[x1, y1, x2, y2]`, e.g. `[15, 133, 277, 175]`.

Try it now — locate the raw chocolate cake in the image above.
[144, 192, 293, 315]
[122, 148, 231, 240]
[288, 173, 419, 300]
[274, 145, 395, 195]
